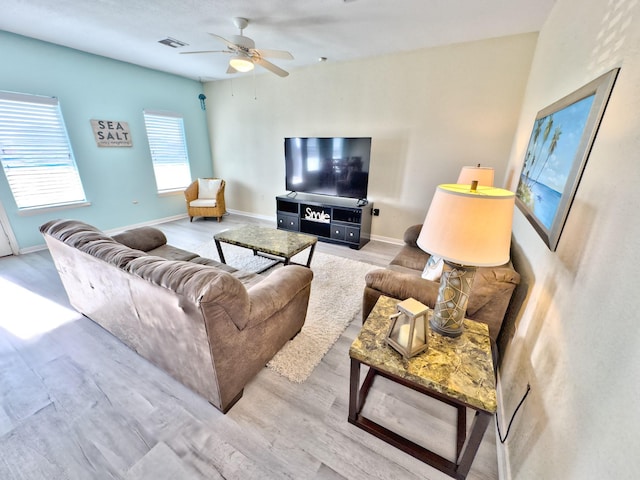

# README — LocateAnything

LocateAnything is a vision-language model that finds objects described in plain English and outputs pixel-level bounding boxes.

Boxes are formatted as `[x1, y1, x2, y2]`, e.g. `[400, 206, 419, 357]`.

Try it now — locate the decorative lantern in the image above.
[385, 298, 429, 359]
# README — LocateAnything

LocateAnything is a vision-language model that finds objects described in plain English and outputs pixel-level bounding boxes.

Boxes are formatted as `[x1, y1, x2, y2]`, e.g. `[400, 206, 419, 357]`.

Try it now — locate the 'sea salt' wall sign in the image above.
[90, 120, 132, 147]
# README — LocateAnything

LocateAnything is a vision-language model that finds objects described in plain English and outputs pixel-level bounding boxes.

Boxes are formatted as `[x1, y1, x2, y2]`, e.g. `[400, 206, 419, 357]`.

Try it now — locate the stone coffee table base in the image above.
[214, 224, 317, 273]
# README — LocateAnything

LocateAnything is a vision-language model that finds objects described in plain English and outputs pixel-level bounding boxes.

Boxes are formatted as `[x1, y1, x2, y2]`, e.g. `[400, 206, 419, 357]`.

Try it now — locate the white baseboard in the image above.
[495, 374, 511, 480]
[103, 213, 187, 235]
[225, 208, 275, 223]
[370, 233, 403, 245]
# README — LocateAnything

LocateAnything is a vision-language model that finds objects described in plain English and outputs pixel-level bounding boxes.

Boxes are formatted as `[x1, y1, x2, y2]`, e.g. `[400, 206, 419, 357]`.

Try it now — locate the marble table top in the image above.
[214, 225, 317, 259]
[350, 295, 497, 413]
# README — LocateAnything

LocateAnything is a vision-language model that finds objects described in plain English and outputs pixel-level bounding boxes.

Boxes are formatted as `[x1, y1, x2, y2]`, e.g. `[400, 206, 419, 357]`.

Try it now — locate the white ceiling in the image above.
[0, 0, 556, 81]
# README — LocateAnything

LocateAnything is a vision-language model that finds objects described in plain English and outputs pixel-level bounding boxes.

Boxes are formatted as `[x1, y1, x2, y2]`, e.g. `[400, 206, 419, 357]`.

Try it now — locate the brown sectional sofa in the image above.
[40, 219, 313, 413]
[363, 224, 520, 345]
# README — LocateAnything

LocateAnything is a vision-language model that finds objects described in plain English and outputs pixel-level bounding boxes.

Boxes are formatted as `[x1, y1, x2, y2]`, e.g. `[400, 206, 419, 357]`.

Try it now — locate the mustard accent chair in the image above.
[184, 178, 226, 222]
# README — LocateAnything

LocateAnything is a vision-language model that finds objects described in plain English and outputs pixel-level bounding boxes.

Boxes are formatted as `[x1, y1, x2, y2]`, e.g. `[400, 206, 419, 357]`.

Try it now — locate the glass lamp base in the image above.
[429, 262, 477, 338]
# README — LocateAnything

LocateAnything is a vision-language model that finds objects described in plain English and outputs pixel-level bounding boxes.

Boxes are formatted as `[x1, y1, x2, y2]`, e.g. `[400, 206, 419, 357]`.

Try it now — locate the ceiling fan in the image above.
[181, 17, 293, 77]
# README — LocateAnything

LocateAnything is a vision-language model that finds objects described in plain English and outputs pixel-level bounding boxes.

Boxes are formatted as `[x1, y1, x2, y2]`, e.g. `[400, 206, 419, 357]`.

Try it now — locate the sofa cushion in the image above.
[146, 244, 198, 262]
[65, 230, 114, 249]
[40, 219, 103, 242]
[190, 198, 217, 207]
[390, 244, 429, 271]
[198, 178, 222, 199]
[81, 240, 149, 268]
[189, 256, 263, 289]
[126, 256, 250, 324]
[112, 226, 167, 252]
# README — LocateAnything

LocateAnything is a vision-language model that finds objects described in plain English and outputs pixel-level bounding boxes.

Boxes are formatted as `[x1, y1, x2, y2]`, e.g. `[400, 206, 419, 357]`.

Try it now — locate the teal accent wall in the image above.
[0, 30, 213, 249]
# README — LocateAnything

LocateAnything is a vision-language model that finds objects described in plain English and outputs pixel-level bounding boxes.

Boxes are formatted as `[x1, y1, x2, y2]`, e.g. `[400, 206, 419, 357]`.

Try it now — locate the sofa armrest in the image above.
[243, 265, 314, 330]
[364, 268, 440, 315]
[184, 180, 198, 203]
[215, 180, 226, 212]
[403, 224, 423, 247]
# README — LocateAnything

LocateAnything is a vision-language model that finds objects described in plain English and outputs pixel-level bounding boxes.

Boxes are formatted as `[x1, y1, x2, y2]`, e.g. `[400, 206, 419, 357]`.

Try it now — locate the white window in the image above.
[143, 110, 191, 192]
[0, 91, 87, 210]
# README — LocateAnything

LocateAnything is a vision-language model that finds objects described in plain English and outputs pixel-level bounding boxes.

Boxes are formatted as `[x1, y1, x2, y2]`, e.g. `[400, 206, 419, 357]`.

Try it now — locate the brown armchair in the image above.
[184, 178, 226, 222]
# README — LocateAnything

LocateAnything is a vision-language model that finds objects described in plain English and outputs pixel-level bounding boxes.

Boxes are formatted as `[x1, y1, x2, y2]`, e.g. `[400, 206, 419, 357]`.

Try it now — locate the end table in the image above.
[348, 295, 497, 480]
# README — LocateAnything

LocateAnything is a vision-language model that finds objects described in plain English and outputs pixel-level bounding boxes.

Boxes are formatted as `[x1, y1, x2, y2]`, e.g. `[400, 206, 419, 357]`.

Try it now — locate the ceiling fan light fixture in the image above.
[229, 56, 254, 72]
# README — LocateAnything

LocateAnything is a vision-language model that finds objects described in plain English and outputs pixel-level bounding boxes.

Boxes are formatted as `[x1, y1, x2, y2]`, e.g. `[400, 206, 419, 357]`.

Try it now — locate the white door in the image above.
[0, 225, 11, 256]
[0, 202, 14, 257]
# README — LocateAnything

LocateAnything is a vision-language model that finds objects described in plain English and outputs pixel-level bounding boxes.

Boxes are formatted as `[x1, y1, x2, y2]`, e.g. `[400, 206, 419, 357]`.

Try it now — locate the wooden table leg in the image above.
[348, 358, 361, 422]
[456, 405, 467, 459]
[348, 362, 491, 480]
[456, 411, 492, 479]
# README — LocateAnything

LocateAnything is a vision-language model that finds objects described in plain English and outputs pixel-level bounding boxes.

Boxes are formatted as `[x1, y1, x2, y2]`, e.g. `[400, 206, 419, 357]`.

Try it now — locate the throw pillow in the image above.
[422, 255, 444, 281]
[112, 227, 167, 252]
[198, 178, 222, 199]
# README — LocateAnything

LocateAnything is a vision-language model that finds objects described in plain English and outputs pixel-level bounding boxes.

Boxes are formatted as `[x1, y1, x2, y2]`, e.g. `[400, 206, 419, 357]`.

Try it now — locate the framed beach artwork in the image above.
[515, 68, 619, 251]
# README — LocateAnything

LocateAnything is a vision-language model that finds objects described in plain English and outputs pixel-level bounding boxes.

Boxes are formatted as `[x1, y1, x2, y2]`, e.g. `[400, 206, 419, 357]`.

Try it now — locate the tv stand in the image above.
[276, 193, 373, 249]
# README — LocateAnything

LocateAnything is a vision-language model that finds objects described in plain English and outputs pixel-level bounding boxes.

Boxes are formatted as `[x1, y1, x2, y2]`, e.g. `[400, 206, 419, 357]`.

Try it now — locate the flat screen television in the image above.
[284, 137, 372, 200]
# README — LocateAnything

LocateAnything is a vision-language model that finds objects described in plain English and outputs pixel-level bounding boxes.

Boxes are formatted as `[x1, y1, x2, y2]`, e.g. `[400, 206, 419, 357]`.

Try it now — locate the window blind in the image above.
[0, 91, 86, 210]
[143, 110, 191, 192]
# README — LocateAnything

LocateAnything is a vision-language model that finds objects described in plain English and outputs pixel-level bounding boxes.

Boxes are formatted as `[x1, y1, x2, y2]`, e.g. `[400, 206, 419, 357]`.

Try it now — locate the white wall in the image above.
[499, 0, 640, 478]
[204, 33, 537, 240]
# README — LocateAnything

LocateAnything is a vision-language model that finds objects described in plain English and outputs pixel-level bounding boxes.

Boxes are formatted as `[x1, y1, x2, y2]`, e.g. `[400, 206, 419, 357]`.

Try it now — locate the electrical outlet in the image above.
[372, 208, 380, 216]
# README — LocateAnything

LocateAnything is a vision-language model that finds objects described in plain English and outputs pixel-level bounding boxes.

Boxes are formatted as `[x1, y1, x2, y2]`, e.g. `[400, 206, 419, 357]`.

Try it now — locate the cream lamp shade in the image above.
[417, 184, 515, 267]
[229, 56, 254, 72]
[456, 165, 495, 187]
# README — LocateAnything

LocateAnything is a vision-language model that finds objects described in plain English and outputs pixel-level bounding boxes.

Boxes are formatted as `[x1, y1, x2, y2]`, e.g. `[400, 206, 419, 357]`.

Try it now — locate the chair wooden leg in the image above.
[189, 216, 193, 222]
[217, 216, 221, 222]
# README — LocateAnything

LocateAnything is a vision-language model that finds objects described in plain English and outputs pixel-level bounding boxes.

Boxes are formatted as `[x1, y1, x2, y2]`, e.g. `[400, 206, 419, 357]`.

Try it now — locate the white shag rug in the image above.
[205, 242, 280, 272]
[192, 241, 377, 382]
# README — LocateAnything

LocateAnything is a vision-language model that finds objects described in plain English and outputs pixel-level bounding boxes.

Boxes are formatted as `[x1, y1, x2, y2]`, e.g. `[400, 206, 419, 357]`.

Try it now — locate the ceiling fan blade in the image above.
[208, 33, 238, 50]
[254, 57, 289, 77]
[180, 50, 231, 55]
[253, 48, 294, 60]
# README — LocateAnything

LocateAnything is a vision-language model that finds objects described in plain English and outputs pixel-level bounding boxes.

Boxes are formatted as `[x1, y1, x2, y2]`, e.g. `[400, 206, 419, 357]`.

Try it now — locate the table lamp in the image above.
[457, 164, 494, 187]
[417, 183, 515, 337]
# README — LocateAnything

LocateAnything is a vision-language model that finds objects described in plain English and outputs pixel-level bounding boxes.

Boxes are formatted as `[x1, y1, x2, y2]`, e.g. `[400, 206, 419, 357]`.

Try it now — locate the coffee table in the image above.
[349, 295, 497, 480]
[213, 225, 317, 273]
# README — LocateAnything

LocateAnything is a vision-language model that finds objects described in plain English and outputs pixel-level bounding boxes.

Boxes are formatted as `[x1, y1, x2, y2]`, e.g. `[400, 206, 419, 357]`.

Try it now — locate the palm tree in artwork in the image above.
[534, 127, 562, 184]
[533, 116, 554, 178]
[518, 115, 560, 209]
[523, 119, 543, 181]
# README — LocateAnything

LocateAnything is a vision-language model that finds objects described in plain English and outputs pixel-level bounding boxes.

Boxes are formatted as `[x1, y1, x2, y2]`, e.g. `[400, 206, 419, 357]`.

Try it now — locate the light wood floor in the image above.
[0, 214, 498, 480]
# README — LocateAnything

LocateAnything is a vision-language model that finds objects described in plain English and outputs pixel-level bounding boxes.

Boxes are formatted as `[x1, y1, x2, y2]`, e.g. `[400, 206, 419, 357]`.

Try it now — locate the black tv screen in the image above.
[284, 137, 372, 200]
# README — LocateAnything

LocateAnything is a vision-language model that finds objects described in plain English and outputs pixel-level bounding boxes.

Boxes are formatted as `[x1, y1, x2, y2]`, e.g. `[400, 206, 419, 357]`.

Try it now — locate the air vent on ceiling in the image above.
[158, 37, 188, 48]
